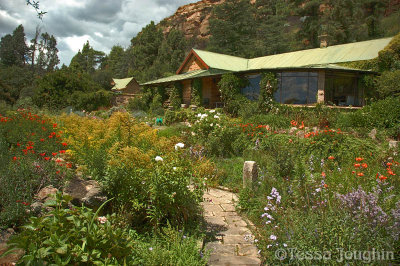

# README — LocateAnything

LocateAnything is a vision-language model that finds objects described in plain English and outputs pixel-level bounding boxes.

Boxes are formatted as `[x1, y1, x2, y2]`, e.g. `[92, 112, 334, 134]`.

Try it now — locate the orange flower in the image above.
[354, 163, 361, 168]
[324, 184, 328, 188]
[299, 121, 305, 129]
[66, 163, 72, 168]
[321, 172, 326, 178]
[291, 120, 297, 127]
[361, 163, 368, 168]
[387, 169, 396, 176]
[357, 172, 364, 177]
[379, 175, 387, 181]
[386, 162, 392, 167]
[355, 157, 364, 162]
[328, 156, 335, 160]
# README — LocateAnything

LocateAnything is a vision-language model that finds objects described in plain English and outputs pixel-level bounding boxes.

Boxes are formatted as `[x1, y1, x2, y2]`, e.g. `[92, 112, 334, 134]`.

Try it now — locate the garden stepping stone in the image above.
[202, 188, 261, 265]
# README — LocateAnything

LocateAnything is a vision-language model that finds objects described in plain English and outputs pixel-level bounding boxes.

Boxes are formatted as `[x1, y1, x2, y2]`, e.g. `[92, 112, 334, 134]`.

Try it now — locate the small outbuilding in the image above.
[111, 77, 141, 105]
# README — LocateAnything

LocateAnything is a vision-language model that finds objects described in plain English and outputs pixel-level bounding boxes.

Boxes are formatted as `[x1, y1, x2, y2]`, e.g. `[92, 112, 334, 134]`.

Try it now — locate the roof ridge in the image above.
[193, 48, 249, 61]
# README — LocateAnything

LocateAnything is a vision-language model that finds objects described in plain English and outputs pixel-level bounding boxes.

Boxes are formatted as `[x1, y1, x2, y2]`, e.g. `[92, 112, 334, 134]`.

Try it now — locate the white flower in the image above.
[175, 143, 185, 150]
[214, 115, 220, 119]
[209, 110, 216, 113]
[266, 220, 271, 224]
[173, 167, 177, 171]
[315, 188, 321, 192]
[197, 113, 202, 117]
[155, 156, 163, 162]
[283, 243, 288, 247]
[267, 245, 272, 249]
[97, 216, 107, 224]
[149, 247, 153, 251]
[270, 235, 277, 240]
[210, 123, 214, 127]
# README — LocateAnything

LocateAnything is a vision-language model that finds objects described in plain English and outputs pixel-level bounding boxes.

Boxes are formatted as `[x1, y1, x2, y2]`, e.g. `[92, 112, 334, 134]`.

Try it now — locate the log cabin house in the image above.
[142, 37, 393, 108]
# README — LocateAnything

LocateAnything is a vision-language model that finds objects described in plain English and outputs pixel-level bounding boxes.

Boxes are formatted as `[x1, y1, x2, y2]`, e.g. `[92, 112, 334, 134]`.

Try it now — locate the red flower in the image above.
[324, 184, 328, 188]
[387, 169, 396, 176]
[40, 138, 44, 142]
[59, 150, 66, 154]
[53, 123, 57, 128]
[66, 163, 72, 168]
[17, 142, 21, 147]
[352, 171, 356, 174]
[355, 157, 364, 162]
[386, 162, 392, 167]
[321, 172, 326, 178]
[357, 172, 364, 177]
[298, 121, 304, 129]
[361, 163, 368, 169]
[56, 170, 60, 174]
[328, 156, 335, 160]
[44, 157, 50, 161]
[48, 135, 53, 138]
[52, 152, 58, 156]
[62, 142, 68, 147]
[40, 152, 46, 156]
[13, 156, 18, 161]
[354, 163, 361, 168]
[290, 120, 297, 127]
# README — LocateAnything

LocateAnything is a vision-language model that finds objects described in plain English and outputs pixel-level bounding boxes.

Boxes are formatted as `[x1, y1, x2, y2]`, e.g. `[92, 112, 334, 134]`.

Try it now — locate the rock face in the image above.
[64, 178, 107, 209]
[158, 0, 225, 42]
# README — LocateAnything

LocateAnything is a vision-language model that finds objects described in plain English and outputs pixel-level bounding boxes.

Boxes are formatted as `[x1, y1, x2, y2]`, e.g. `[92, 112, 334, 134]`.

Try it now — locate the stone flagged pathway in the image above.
[202, 188, 261, 266]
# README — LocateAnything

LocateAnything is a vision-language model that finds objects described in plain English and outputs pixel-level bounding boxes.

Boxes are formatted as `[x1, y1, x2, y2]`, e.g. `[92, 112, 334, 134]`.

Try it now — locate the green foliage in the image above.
[207, 0, 256, 57]
[70, 90, 112, 112]
[164, 109, 190, 125]
[127, 96, 149, 112]
[376, 70, 400, 98]
[6, 193, 138, 265]
[258, 72, 278, 112]
[104, 155, 202, 228]
[191, 79, 202, 106]
[33, 68, 110, 111]
[0, 111, 72, 228]
[0, 25, 28, 67]
[169, 82, 183, 110]
[377, 32, 400, 71]
[150, 93, 164, 116]
[69, 41, 105, 74]
[336, 97, 400, 132]
[218, 73, 248, 116]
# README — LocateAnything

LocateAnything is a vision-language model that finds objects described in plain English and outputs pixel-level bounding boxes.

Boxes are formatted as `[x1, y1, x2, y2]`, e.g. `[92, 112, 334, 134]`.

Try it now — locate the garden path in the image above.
[202, 188, 261, 266]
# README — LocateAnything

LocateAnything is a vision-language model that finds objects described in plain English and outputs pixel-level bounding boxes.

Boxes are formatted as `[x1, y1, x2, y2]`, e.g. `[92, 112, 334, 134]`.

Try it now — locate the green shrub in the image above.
[127, 96, 148, 112]
[150, 93, 164, 116]
[70, 90, 112, 112]
[218, 73, 248, 116]
[6, 193, 138, 265]
[191, 79, 202, 106]
[164, 109, 190, 125]
[169, 82, 183, 110]
[376, 70, 400, 98]
[258, 72, 278, 113]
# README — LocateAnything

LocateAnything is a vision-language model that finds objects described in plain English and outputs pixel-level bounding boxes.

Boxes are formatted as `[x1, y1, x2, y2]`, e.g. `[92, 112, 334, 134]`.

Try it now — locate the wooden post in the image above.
[243, 161, 258, 188]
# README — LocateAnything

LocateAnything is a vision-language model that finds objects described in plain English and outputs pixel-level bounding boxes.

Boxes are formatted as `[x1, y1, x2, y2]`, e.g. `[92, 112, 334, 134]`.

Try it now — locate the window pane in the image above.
[308, 77, 318, 104]
[281, 76, 308, 104]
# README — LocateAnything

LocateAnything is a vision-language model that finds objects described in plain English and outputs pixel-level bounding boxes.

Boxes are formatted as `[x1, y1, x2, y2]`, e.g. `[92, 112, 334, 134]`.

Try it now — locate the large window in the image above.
[274, 72, 318, 104]
[325, 75, 362, 106]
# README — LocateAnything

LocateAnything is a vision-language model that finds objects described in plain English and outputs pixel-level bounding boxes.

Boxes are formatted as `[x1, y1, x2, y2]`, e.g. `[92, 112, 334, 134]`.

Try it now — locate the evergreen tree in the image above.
[0, 25, 28, 67]
[296, 0, 324, 48]
[156, 29, 187, 75]
[104, 45, 129, 78]
[70, 41, 105, 74]
[130, 21, 163, 82]
[207, 0, 256, 58]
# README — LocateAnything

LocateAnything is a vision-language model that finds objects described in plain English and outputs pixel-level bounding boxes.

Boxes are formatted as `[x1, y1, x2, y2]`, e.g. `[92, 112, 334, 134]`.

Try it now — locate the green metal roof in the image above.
[193, 49, 249, 71]
[141, 69, 230, 86]
[248, 37, 392, 70]
[111, 77, 134, 90]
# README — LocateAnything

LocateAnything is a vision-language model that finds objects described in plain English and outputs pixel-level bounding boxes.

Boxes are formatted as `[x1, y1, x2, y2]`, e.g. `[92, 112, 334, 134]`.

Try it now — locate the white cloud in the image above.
[0, 0, 200, 65]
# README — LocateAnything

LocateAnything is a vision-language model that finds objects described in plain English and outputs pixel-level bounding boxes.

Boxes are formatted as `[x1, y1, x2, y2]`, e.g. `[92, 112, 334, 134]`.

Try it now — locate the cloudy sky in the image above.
[0, 0, 199, 66]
